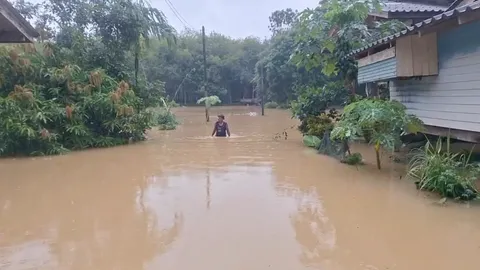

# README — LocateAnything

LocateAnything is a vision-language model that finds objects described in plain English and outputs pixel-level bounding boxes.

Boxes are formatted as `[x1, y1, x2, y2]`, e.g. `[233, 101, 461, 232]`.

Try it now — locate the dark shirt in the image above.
[214, 122, 228, 137]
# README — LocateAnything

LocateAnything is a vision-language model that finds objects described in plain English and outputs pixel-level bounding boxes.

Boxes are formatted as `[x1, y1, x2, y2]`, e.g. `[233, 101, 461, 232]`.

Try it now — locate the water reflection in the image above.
[206, 168, 211, 210]
[0, 147, 183, 269]
[272, 155, 338, 269]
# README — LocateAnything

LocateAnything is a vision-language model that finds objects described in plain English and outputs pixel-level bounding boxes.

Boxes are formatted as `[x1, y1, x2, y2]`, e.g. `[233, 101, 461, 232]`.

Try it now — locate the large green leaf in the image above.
[303, 135, 321, 148]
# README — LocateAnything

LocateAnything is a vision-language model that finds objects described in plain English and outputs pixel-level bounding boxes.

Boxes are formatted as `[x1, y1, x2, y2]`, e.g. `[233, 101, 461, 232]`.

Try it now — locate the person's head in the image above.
[217, 114, 225, 123]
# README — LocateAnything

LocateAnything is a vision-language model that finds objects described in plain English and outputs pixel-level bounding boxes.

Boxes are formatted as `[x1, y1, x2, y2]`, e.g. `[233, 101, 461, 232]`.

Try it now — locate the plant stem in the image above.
[375, 142, 381, 170]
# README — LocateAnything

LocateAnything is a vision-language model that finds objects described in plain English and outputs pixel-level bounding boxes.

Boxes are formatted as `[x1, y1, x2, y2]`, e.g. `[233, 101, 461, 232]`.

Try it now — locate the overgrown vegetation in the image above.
[331, 99, 424, 169]
[291, 83, 346, 135]
[306, 114, 335, 138]
[408, 138, 479, 201]
[146, 107, 178, 130]
[341, 152, 363, 165]
[303, 135, 321, 148]
[0, 45, 152, 156]
[1, 0, 183, 156]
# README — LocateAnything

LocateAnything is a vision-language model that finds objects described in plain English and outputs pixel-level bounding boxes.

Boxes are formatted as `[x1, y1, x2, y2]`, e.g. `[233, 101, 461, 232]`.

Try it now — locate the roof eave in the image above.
[0, 0, 39, 42]
[349, 1, 480, 58]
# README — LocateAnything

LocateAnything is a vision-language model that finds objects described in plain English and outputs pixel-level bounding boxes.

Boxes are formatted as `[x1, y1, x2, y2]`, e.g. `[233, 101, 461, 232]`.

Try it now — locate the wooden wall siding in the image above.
[357, 58, 397, 84]
[396, 32, 438, 76]
[390, 20, 480, 132]
[357, 47, 395, 67]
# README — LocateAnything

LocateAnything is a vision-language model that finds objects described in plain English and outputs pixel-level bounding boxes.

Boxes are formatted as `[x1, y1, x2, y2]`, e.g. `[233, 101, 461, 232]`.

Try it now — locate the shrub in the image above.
[341, 152, 363, 165]
[169, 100, 180, 107]
[408, 137, 479, 201]
[291, 82, 348, 135]
[306, 114, 334, 137]
[265, 101, 279, 108]
[291, 86, 329, 123]
[303, 135, 321, 148]
[331, 99, 424, 169]
[0, 45, 154, 156]
[146, 107, 179, 130]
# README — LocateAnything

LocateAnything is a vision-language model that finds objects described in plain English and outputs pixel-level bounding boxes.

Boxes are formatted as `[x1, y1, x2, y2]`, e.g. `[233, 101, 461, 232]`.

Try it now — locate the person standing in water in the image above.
[212, 114, 231, 137]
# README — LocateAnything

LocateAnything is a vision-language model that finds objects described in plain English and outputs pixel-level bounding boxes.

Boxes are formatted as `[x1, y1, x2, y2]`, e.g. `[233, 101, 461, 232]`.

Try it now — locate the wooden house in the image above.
[351, 1, 480, 142]
[0, 0, 38, 43]
[368, 0, 455, 25]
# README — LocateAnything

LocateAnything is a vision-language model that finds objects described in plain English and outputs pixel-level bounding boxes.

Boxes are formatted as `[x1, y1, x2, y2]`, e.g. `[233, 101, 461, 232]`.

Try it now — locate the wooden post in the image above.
[260, 66, 265, 116]
[202, 26, 209, 122]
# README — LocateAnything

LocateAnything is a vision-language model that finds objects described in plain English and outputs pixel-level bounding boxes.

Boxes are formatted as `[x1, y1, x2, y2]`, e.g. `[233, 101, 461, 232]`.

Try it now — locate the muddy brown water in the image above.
[1, 106, 480, 270]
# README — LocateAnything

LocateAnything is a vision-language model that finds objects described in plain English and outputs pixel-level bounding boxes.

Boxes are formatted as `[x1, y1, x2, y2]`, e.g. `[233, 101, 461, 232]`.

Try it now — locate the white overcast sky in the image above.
[25, 0, 320, 38]
[151, 0, 320, 38]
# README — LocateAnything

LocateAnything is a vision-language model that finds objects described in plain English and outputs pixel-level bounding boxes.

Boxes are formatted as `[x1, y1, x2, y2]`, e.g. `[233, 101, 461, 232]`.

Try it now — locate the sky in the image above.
[151, 0, 320, 39]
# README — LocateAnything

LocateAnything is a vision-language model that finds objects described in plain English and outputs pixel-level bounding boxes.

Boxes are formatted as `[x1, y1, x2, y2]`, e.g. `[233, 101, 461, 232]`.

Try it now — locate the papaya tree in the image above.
[330, 99, 424, 169]
[197, 95, 221, 122]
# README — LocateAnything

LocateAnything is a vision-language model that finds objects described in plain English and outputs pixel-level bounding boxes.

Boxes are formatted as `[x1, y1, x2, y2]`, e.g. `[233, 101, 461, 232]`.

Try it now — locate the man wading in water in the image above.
[211, 114, 231, 137]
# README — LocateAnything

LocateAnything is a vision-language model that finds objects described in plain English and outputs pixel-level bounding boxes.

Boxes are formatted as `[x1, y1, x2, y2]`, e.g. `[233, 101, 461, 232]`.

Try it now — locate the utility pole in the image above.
[260, 66, 265, 116]
[202, 26, 209, 122]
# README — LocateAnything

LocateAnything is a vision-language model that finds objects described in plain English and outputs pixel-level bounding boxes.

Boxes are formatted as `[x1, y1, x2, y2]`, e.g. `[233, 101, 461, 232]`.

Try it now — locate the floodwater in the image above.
[1, 106, 480, 270]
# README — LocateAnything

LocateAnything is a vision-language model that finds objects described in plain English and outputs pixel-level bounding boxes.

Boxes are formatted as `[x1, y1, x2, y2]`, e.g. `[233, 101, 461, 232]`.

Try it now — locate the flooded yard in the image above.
[1, 106, 479, 270]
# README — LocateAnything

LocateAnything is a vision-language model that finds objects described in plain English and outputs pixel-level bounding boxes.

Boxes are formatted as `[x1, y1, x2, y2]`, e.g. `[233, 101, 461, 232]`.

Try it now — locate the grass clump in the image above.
[408, 137, 479, 201]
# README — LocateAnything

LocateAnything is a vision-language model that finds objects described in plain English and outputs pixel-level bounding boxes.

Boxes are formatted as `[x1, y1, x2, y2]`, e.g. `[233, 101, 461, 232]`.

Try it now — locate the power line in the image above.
[165, 0, 191, 26]
[164, 0, 195, 30]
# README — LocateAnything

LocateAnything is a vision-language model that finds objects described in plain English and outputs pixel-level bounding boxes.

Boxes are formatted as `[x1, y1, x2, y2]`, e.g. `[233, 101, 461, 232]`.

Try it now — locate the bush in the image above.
[265, 101, 279, 108]
[331, 99, 424, 169]
[291, 82, 348, 135]
[169, 100, 180, 107]
[306, 114, 334, 137]
[408, 138, 479, 201]
[303, 135, 321, 148]
[341, 152, 363, 165]
[0, 45, 153, 156]
[291, 86, 329, 123]
[146, 107, 179, 130]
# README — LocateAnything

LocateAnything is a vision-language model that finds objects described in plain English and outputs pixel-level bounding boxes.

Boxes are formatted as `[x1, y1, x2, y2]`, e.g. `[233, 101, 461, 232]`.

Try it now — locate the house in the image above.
[368, 0, 455, 25]
[350, 1, 480, 142]
[0, 0, 39, 43]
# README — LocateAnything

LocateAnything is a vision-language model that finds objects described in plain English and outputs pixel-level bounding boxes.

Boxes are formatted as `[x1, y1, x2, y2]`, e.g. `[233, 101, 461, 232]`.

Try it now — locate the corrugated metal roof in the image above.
[446, 0, 478, 11]
[383, 1, 447, 12]
[349, 1, 480, 57]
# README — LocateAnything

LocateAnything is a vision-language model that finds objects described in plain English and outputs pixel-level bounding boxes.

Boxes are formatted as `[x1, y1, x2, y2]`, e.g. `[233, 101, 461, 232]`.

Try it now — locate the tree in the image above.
[292, 0, 405, 94]
[197, 95, 221, 122]
[1, 0, 182, 156]
[18, 0, 176, 86]
[331, 99, 424, 169]
[140, 31, 266, 105]
[268, 8, 298, 35]
[0, 45, 153, 156]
